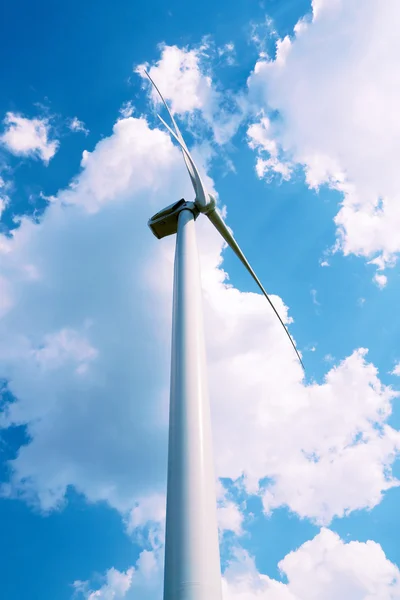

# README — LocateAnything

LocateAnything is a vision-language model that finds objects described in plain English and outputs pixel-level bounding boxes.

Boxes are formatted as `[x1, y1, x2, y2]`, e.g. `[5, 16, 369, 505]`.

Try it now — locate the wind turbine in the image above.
[144, 71, 303, 600]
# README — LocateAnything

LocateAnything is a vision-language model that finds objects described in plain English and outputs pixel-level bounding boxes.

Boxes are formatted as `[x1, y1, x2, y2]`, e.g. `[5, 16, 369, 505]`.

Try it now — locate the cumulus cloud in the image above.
[74, 500, 164, 600]
[1, 112, 59, 163]
[223, 528, 400, 599]
[125, 494, 166, 536]
[247, 116, 292, 181]
[0, 115, 187, 512]
[216, 480, 244, 537]
[0, 111, 399, 527]
[73, 567, 135, 600]
[74, 528, 400, 599]
[74, 558, 161, 600]
[373, 272, 388, 290]
[391, 363, 400, 377]
[138, 43, 214, 115]
[137, 43, 245, 144]
[208, 301, 400, 523]
[247, 0, 400, 282]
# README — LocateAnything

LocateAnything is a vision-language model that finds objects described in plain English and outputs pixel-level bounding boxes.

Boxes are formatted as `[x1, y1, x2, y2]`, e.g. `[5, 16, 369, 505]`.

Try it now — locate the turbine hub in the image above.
[197, 194, 216, 215]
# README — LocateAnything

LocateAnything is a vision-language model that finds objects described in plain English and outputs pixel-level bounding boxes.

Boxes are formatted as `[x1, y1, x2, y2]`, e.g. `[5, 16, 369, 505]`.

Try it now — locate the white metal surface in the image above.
[163, 208, 222, 600]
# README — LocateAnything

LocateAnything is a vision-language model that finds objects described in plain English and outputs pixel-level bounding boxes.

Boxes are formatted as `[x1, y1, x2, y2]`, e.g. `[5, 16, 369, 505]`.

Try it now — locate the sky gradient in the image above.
[1, 0, 400, 598]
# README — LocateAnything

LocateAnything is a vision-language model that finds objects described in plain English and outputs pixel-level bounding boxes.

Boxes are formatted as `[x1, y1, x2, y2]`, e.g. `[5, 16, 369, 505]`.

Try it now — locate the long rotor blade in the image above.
[143, 70, 198, 199]
[207, 207, 305, 370]
[157, 103, 304, 369]
[157, 114, 208, 209]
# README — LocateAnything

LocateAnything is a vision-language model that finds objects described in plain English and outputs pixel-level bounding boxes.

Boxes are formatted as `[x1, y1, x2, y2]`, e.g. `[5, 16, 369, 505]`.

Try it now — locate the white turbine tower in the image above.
[144, 72, 303, 600]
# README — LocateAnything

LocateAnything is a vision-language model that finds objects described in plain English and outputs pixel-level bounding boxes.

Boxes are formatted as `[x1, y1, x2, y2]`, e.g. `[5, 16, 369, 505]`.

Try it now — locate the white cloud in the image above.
[74, 567, 135, 599]
[1, 112, 59, 163]
[247, 116, 292, 181]
[373, 272, 388, 289]
[74, 499, 164, 600]
[69, 117, 89, 135]
[92, 568, 134, 600]
[137, 43, 245, 144]
[208, 300, 400, 523]
[249, 16, 278, 54]
[391, 363, 400, 377]
[0, 110, 399, 529]
[74, 528, 400, 600]
[218, 42, 236, 66]
[216, 480, 244, 537]
[29, 328, 98, 374]
[74, 557, 161, 600]
[125, 494, 166, 536]
[119, 102, 134, 119]
[137, 43, 213, 114]
[0, 175, 9, 217]
[0, 274, 13, 318]
[223, 528, 400, 599]
[0, 116, 187, 512]
[218, 502, 244, 537]
[247, 0, 400, 282]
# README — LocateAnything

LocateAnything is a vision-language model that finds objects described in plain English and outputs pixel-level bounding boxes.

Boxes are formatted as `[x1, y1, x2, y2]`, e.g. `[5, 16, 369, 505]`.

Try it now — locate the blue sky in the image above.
[1, 0, 400, 598]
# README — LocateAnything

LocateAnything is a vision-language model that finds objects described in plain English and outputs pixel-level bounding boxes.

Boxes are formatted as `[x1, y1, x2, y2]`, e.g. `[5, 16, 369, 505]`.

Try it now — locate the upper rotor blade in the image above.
[143, 70, 197, 198]
[157, 114, 208, 209]
[206, 207, 305, 370]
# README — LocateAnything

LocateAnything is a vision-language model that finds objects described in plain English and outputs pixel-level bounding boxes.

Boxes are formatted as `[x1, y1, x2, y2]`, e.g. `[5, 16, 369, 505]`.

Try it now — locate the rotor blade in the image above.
[143, 70, 197, 197]
[156, 106, 302, 367]
[157, 114, 208, 209]
[206, 207, 305, 370]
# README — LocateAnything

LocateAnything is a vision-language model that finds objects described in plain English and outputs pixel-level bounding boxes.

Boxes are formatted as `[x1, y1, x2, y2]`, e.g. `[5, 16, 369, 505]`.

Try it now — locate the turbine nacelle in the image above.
[148, 199, 199, 239]
[148, 194, 217, 240]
